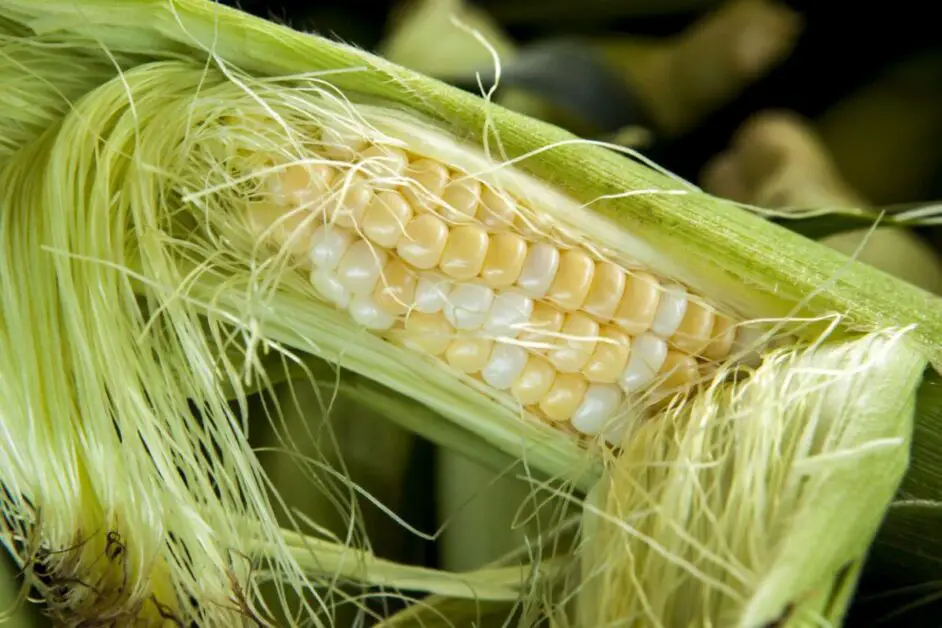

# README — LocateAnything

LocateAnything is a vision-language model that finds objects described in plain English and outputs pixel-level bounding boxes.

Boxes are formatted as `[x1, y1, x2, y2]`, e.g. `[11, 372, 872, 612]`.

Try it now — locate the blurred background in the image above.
[5, 0, 942, 625]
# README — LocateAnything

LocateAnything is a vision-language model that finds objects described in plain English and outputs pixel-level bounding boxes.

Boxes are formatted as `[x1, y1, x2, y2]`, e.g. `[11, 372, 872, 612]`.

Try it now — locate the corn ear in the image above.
[0, 1, 940, 625]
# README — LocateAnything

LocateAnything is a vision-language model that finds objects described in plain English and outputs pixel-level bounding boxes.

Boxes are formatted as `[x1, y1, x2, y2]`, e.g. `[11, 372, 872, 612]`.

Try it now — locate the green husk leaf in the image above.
[0, 17, 121, 161]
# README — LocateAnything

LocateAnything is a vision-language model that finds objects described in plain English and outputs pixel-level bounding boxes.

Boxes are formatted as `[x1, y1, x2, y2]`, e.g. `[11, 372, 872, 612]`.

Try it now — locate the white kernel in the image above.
[310, 225, 354, 271]
[620, 333, 668, 393]
[572, 384, 623, 436]
[310, 268, 351, 308]
[348, 294, 395, 330]
[414, 276, 452, 314]
[484, 292, 534, 339]
[481, 343, 529, 391]
[443, 283, 494, 330]
[336, 240, 388, 294]
[651, 284, 688, 338]
[516, 242, 560, 298]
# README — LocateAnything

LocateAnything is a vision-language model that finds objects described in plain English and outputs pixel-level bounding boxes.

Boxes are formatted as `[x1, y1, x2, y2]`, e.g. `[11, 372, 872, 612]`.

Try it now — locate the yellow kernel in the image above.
[397, 213, 449, 269]
[583, 327, 630, 384]
[480, 233, 528, 288]
[402, 312, 454, 356]
[658, 351, 700, 393]
[360, 144, 409, 183]
[246, 201, 314, 257]
[441, 175, 481, 222]
[613, 271, 660, 335]
[479, 186, 516, 228]
[512, 356, 557, 406]
[403, 158, 449, 212]
[331, 172, 374, 228]
[374, 259, 416, 316]
[269, 163, 334, 208]
[445, 337, 494, 374]
[440, 225, 489, 279]
[539, 373, 588, 422]
[703, 314, 737, 361]
[361, 190, 414, 248]
[547, 249, 595, 311]
[670, 299, 716, 355]
[549, 312, 599, 373]
[582, 262, 626, 320]
[519, 301, 565, 347]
